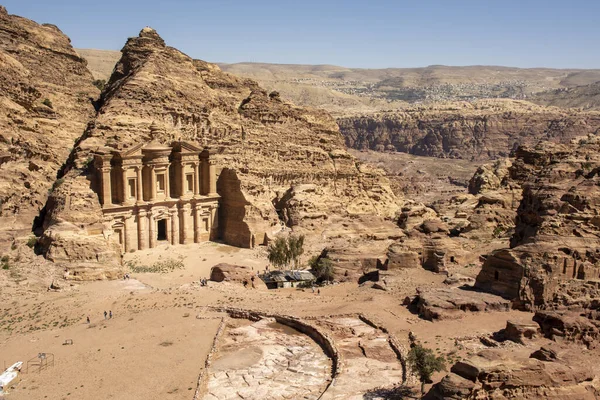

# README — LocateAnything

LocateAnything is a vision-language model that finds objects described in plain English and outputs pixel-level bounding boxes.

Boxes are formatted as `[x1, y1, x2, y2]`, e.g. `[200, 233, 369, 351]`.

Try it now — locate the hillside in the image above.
[532, 81, 600, 111]
[0, 7, 98, 245]
[77, 49, 600, 115]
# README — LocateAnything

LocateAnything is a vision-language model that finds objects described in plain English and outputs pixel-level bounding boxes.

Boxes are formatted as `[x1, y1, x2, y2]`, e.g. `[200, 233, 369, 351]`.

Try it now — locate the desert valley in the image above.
[2, 3, 600, 399]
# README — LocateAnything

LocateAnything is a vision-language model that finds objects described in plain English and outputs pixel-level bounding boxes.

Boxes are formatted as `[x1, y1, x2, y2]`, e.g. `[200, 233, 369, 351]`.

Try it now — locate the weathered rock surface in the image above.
[476, 140, 600, 311]
[533, 310, 600, 349]
[339, 100, 600, 161]
[38, 27, 399, 278]
[0, 7, 98, 247]
[503, 320, 539, 344]
[432, 348, 599, 399]
[409, 287, 511, 320]
[209, 263, 259, 286]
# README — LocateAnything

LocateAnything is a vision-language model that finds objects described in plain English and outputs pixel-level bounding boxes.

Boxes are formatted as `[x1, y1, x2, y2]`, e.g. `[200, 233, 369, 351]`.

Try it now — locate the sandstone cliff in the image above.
[338, 100, 600, 161]
[0, 6, 98, 246]
[476, 139, 600, 311]
[40, 27, 398, 278]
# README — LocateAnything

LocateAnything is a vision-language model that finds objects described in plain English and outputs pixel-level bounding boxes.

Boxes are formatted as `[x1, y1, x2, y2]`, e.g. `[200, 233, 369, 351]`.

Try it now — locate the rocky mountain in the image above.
[0, 6, 99, 247]
[338, 100, 600, 161]
[41, 27, 398, 277]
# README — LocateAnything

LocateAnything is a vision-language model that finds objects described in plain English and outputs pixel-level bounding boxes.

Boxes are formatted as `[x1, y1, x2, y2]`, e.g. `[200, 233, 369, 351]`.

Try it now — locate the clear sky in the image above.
[3, 0, 599, 69]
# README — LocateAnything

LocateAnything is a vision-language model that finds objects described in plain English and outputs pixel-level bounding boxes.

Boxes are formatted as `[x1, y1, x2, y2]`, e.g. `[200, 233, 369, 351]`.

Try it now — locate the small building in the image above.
[260, 270, 315, 289]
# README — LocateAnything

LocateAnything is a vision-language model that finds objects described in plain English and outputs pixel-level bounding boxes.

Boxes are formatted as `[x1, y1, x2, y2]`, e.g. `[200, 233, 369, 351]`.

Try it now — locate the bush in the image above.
[92, 79, 106, 91]
[408, 344, 446, 394]
[48, 178, 65, 193]
[42, 98, 53, 109]
[126, 258, 184, 274]
[26, 236, 37, 248]
[309, 254, 334, 281]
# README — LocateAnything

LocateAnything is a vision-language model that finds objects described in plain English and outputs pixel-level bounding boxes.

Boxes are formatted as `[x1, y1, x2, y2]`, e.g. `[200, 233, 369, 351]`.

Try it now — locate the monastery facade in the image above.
[93, 129, 219, 253]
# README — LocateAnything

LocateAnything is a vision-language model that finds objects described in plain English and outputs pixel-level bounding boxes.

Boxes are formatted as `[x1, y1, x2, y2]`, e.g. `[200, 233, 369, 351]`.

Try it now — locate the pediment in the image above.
[175, 141, 203, 154]
[114, 142, 145, 158]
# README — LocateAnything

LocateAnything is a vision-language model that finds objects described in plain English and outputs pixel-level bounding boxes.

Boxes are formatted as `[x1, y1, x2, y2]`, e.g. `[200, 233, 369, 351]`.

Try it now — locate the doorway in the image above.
[157, 219, 167, 241]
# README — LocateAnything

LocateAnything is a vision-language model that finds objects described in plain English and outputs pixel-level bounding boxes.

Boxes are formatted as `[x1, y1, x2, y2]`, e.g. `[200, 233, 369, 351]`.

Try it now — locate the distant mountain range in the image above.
[76, 49, 600, 115]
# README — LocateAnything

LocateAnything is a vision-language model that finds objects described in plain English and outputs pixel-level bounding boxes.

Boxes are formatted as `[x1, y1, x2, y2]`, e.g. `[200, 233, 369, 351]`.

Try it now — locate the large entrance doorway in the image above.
[157, 219, 167, 241]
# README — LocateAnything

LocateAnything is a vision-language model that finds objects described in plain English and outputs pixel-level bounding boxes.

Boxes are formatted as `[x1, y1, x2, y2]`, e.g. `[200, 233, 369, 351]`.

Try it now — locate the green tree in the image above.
[407, 344, 446, 394]
[42, 98, 53, 109]
[309, 255, 334, 281]
[287, 235, 305, 269]
[267, 235, 305, 270]
[267, 237, 289, 269]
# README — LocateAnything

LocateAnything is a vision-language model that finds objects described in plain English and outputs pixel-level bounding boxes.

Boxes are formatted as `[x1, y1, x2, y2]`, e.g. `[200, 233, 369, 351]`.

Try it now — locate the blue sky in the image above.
[3, 0, 599, 68]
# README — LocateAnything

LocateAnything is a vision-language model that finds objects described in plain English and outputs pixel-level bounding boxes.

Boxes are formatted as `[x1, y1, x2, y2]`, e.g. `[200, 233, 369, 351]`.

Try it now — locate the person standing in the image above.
[86, 316, 90, 324]
[104, 311, 107, 320]
[109, 310, 113, 319]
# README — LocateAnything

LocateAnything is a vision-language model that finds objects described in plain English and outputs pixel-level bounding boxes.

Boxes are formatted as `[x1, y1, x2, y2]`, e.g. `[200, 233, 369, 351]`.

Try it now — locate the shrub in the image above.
[127, 258, 184, 274]
[92, 79, 106, 91]
[26, 236, 37, 249]
[42, 98, 53, 109]
[408, 344, 446, 394]
[309, 254, 334, 281]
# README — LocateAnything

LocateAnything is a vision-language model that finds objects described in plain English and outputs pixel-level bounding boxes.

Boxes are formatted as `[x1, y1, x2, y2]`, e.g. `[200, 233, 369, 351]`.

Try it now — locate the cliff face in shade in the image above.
[338, 100, 600, 161]
[0, 6, 98, 246]
[40, 27, 398, 278]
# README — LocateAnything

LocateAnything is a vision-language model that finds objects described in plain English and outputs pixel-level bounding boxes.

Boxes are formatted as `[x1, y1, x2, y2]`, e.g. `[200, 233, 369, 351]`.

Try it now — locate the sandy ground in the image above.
[0, 242, 538, 399]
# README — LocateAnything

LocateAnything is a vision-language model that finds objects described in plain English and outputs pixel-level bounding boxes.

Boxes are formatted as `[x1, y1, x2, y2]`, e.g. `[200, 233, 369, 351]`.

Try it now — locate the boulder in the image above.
[413, 288, 511, 320]
[530, 346, 558, 362]
[443, 273, 475, 287]
[504, 320, 539, 344]
[427, 373, 477, 399]
[210, 263, 255, 284]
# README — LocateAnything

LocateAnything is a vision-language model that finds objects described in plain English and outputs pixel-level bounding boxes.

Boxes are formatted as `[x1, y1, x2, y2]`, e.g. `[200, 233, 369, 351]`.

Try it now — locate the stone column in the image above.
[164, 167, 171, 199]
[193, 204, 201, 243]
[181, 204, 191, 244]
[101, 167, 112, 207]
[137, 209, 147, 250]
[136, 166, 143, 203]
[201, 159, 209, 195]
[209, 160, 217, 195]
[148, 212, 156, 249]
[121, 166, 129, 205]
[193, 163, 200, 197]
[124, 215, 133, 252]
[150, 166, 157, 202]
[180, 161, 186, 198]
[170, 207, 179, 245]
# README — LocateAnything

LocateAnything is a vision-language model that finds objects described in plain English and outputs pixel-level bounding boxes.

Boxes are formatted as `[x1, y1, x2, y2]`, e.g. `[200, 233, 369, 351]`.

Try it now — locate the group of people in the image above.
[123, 273, 131, 280]
[200, 278, 208, 286]
[86, 310, 114, 324]
[242, 275, 256, 288]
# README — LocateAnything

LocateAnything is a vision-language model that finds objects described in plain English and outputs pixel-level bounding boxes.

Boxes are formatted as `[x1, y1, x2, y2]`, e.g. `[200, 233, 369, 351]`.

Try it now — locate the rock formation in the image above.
[430, 348, 598, 399]
[476, 139, 600, 311]
[38, 27, 398, 279]
[0, 6, 98, 247]
[338, 100, 600, 160]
